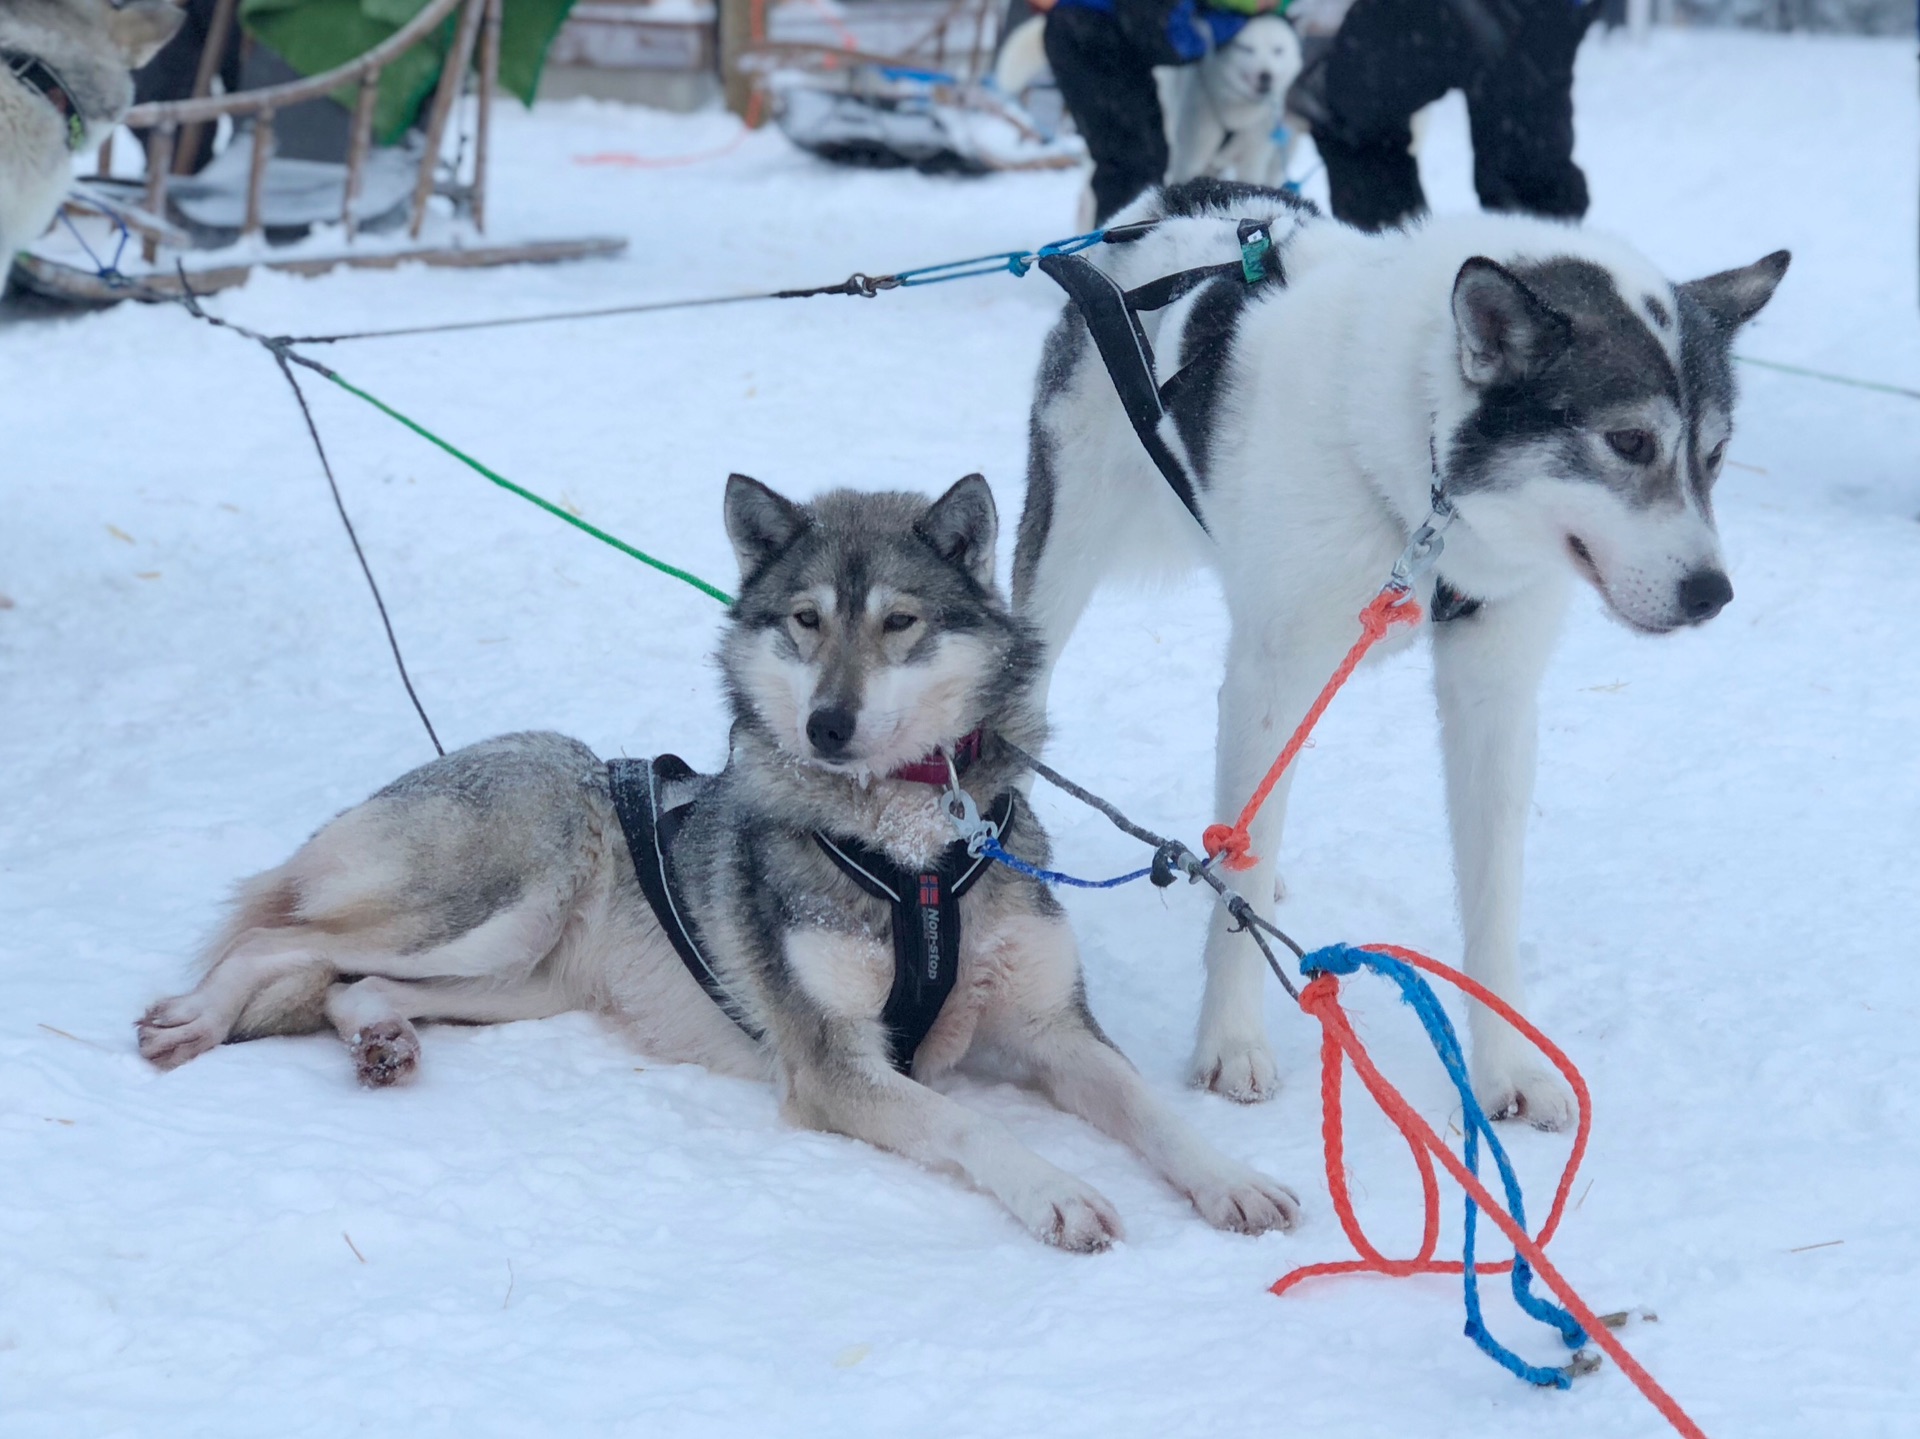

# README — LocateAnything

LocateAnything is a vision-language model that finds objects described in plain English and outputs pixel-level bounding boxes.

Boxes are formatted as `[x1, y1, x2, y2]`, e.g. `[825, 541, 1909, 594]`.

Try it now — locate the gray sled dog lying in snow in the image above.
[139, 474, 1300, 1252]
[0, 0, 183, 259]
[1016, 178, 1788, 1124]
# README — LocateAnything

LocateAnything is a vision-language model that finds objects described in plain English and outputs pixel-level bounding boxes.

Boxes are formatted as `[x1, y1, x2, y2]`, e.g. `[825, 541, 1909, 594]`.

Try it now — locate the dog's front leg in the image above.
[1432, 582, 1576, 1129]
[979, 913, 1301, 1233]
[1190, 619, 1343, 1101]
[778, 928, 1124, 1251]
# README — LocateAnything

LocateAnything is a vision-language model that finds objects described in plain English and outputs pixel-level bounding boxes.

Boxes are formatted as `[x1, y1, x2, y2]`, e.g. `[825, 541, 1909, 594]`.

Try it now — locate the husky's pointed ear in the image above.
[1677, 250, 1790, 330]
[917, 474, 998, 586]
[723, 473, 807, 578]
[109, 0, 187, 70]
[1452, 258, 1571, 388]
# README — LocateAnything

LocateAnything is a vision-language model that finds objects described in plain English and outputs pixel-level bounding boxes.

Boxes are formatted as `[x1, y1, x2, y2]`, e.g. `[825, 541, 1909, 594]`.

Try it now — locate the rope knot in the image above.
[1361, 589, 1424, 641]
[1201, 823, 1255, 871]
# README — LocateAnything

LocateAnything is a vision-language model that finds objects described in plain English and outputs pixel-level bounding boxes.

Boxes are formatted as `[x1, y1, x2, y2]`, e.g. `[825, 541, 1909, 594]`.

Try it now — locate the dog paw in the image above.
[1188, 1171, 1302, 1236]
[136, 995, 227, 1070]
[1013, 1177, 1124, 1253]
[1473, 1060, 1575, 1132]
[349, 1020, 420, 1088]
[1189, 1035, 1279, 1104]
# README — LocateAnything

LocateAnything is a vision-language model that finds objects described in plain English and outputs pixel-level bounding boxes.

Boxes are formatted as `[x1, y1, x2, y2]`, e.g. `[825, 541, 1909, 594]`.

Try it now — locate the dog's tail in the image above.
[993, 15, 1051, 97]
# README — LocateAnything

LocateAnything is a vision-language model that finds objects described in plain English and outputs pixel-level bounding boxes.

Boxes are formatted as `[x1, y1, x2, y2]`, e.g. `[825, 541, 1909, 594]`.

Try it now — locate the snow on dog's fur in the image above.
[1016, 178, 1788, 1123]
[139, 474, 1300, 1252]
[0, 0, 181, 259]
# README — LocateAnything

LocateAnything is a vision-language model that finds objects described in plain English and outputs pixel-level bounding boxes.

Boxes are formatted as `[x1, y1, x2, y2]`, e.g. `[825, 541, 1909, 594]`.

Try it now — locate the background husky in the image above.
[1016, 179, 1788, 1124]
[993, 14, 1304, 217]
[0, 0, 181, 260]
[1166, 16, 1304, 187]
[138, 473, 1300, 1252]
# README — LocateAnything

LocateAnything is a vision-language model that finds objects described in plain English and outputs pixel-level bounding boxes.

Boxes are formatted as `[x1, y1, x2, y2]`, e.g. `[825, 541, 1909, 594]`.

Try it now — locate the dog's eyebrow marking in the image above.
[1643, 294, 1671, 330]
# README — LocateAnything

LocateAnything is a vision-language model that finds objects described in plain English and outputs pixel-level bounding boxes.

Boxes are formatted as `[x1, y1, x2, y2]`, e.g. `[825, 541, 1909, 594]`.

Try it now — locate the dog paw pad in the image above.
[350, 1020, 420, 1088]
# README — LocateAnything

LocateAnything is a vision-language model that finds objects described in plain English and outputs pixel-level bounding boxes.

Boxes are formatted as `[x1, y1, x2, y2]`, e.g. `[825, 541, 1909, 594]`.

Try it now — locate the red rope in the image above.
[1274, 946, 1709, 1439]
[571, 93, 766, 172]
[1202, 589, 1423, 870]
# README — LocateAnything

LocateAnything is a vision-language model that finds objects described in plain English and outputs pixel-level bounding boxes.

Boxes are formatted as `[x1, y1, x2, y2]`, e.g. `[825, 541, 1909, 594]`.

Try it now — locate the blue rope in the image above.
[1301, 944, 1588, 1388]
[59, 206, 134, 286]
[975, 835, 1152, 890]
[894, 229, 1108, 287]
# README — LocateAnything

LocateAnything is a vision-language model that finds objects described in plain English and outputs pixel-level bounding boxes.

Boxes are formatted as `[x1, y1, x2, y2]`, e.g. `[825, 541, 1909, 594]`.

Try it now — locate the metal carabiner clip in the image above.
[941, 750, 999, 855]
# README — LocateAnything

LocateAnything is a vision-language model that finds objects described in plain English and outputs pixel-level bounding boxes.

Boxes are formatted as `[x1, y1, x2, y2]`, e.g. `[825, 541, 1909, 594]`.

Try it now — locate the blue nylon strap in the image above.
[1301, 943, 1588, 1388]
[975, 836, 1152, 890]
[894, 229, 1108, 287]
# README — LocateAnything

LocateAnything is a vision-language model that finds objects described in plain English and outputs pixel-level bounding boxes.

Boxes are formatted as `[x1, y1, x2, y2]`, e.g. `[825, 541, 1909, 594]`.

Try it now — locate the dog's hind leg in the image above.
[139, 925, 341, 1070]
[323, 972, 573, 1088]
[1433, 582, 1574, 1130]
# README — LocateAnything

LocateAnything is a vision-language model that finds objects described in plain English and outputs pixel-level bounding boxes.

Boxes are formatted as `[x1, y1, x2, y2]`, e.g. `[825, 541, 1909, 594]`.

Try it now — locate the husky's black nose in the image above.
[807, 705, 857, 758]
[1678, 568, 1733, 623]
[1256, 71, 1274, 94]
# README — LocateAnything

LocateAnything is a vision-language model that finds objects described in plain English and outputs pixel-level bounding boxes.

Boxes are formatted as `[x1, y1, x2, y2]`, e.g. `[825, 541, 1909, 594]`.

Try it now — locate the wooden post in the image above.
[243, 110, 273, 237]
[342, 71, 380, 237]
[718, 0, 757, 121]
[142, 123, 176, 262]
[472, 0, 502, 233]
[409, 0, 487, 239]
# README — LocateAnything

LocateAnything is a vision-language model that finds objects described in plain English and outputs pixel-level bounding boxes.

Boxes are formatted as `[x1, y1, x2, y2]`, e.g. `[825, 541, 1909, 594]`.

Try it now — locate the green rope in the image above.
[1735, 354, 1920, 403]
[318, 370, 734, 606]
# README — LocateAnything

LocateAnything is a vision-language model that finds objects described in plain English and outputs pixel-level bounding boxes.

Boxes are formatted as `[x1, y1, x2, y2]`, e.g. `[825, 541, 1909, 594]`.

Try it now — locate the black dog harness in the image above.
[3, 51, 86, 152]
[607, 756, 1016, 1074]
[1038, 218, 1277, 533]
[1044, 216, 1483, 622]
[812, 791, 1016, 1073]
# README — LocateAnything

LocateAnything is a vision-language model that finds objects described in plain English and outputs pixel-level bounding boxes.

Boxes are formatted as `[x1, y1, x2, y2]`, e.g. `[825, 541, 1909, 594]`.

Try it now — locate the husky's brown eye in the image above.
[1704, 439, 1727, 472]
[882, 612, 918, 633]
[792, 609, 820, 630]
[1606, 429, 1656, 465]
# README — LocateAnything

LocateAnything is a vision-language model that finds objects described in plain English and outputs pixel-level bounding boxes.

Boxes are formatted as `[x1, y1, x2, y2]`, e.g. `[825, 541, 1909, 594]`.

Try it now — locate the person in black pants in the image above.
[1299, 0, 1604, 232]
[131, 0, 242, 174]
[1044, 0, 1262, 224]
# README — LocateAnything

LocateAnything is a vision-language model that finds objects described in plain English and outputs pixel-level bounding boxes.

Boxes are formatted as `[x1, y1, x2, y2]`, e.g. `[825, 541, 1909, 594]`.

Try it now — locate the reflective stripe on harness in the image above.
[607, 756, 765, 1042]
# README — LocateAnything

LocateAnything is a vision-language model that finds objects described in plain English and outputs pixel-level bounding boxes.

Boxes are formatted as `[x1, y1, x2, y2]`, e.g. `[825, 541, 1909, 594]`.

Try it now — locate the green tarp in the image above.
[240, 0, 576, 145]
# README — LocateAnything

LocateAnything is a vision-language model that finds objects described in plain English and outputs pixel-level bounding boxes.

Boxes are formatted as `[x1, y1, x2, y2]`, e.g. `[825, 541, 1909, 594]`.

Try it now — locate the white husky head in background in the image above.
[1204, 14, 1302, 111]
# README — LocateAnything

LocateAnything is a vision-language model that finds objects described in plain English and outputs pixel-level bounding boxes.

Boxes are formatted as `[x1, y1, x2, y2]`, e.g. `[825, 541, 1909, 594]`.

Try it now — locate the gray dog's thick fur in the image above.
[139, 475, 1300, 1251]
[0, 0, 183, 258]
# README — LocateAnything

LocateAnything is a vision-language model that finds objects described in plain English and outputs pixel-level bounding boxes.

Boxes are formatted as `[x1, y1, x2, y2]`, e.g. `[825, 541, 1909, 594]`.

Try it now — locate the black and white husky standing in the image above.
[138, 475, 1300, 1251]
[1016, 179, 1788, 1123]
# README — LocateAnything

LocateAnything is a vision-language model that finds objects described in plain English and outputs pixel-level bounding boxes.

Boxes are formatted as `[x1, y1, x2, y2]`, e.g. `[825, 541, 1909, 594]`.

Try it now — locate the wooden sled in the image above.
[14, 0, 626, 303]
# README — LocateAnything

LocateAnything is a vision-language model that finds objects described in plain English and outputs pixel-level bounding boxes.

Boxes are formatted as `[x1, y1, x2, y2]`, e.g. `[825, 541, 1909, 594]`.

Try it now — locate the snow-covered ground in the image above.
[4, 27, 1917, 1438]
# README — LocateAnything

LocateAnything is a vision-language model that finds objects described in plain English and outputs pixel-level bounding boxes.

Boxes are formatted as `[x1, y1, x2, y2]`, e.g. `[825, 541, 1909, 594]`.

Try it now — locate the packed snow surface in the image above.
[3, 28, 1916, 1439]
